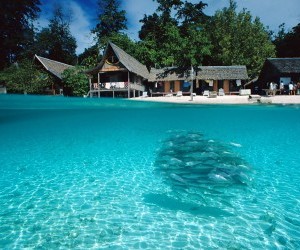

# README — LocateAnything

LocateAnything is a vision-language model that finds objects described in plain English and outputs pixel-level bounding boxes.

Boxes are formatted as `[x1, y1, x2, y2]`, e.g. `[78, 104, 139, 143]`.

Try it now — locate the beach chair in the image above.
[218, 88, 225, 96]
[203, 90, 209, 96]
[176, 91, 183, 97]
[142, 91, 148, 98]
[208, 91, 217, 98]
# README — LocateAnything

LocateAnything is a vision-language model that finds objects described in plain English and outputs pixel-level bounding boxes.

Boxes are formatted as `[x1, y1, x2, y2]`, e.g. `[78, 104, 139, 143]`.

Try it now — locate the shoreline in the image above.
[132, 95, 300, 105]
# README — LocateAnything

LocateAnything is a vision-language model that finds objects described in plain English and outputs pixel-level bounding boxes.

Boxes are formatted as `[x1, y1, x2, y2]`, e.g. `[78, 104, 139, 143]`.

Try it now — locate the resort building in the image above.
[86, 42, 249, 98]
[258, 58, 300, 93]
[149, 65, 248, 96]
[85, 42, 149, 98]
[34, 55, 74, 95]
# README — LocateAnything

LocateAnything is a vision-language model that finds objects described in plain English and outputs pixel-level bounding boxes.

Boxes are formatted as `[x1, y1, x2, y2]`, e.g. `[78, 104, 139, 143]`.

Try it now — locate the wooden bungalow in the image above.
[257, 58, 300, 91]
[197, 66, 248, 95]
[147, 67, 189, 95]
[34, 55, 74, 95]
[85, 42, 148, 98]
[148, 66, 248, 95]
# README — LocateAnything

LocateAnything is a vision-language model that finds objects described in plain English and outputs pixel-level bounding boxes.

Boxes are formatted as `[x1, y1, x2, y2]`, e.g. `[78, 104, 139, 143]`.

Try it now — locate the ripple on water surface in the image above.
[0, 95, 300, 249]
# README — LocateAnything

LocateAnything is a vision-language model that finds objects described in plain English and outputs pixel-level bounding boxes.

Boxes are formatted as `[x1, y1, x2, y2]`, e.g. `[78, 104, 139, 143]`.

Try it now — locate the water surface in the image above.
[0, 95, 300, 249]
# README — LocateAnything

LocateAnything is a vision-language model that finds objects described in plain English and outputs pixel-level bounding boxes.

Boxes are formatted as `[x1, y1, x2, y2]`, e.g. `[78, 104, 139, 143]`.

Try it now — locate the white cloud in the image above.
[36, 0, 96, 55]
[68, 1, 96, 54]
[122, 0, 158, 40]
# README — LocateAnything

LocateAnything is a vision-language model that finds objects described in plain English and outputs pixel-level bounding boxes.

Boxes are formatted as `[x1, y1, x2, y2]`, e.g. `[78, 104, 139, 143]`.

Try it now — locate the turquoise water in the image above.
[0, 95, 300, 249]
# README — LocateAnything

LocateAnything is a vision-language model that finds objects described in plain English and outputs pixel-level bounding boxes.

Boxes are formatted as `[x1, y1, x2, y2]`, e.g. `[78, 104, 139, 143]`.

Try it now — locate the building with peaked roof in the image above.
[34, 55, 74, 95]
[148, 66, 248, 95]
[258, 58, 300, 90]
[197, 66, 248, 95]
[35, 55, 74, 79]
[85, 42, 149, 98]
[86, 42, 249, 97]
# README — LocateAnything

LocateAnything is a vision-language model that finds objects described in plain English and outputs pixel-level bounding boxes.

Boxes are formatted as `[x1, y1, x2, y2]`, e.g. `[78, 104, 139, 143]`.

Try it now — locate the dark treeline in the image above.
[1, 0, 299, 94]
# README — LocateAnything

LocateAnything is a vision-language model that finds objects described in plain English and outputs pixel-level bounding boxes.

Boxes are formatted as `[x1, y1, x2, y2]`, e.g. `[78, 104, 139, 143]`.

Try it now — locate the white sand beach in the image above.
[132, 95, 300, 104]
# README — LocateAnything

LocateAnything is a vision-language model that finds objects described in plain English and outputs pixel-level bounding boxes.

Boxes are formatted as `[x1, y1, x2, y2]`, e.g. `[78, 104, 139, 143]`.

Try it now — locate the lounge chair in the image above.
[176, 91, 183, 97]
[218, 88, 225, 96]
[208, 91, 217, 98]
[248, 95, 261, 102]
[203, 90, 209, 96]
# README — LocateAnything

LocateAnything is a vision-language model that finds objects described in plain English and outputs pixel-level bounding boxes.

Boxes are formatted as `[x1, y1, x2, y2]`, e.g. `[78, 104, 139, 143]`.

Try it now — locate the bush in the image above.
[0, 60, 52, 94]
[62, 66, 89, 96]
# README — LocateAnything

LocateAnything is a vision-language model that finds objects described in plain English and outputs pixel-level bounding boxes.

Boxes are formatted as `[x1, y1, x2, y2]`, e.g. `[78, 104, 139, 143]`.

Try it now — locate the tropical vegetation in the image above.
[1, 0, 299, 95]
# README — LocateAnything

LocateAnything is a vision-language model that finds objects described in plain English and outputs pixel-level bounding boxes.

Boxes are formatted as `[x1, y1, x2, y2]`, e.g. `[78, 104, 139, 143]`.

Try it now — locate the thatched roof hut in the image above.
[258, 58, 300, 87]
[34, 55, 74, 79]
[149, 66, 248, 82]
[197, 66, 248, 80]
[86, 42, 150, 80]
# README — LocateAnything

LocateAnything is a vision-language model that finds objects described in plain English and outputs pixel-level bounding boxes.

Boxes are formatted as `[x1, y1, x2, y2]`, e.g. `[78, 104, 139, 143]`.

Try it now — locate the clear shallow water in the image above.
[0, 95, 300, 249]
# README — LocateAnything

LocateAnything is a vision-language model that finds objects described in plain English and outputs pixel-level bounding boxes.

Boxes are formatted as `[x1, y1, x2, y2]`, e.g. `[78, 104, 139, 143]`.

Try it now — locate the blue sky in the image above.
[37, 0, 300, 55]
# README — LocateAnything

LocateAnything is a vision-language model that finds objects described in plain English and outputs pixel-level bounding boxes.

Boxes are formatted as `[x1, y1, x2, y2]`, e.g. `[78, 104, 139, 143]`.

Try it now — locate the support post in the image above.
[127, 71, 130, 98]
[89, 76, 92, 98]
[98, 72, 101, 98]
[190, 66, 194, 101]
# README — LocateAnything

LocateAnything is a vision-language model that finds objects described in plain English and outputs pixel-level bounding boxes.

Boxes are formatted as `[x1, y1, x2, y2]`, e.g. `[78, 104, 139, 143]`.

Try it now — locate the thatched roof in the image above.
[197, 66, 248, 80]
[86, 42, 150, 79]
[34, 55, 74, 79]
[258, 58, 300, 85]
[149, 66, 248, 81]
[266, 58, 300, 73]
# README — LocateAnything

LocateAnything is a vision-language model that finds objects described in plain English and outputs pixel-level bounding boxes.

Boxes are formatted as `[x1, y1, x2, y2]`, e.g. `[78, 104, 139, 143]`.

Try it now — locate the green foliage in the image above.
[0, 0, 41, 69]
[62, 67, 89, 97]
[78, 45, 100, 68]
[177, 1, 208, 25]
[79, 33, 139, 71]
[138, 0, 211, 70]
[206, 0, 275, 78]
[92, 0, 127, 50]
[35, 5, 77, 65]
[274, 23, 300, 57]
[109, 33, 138, 56]
[0, 60, 52, 94]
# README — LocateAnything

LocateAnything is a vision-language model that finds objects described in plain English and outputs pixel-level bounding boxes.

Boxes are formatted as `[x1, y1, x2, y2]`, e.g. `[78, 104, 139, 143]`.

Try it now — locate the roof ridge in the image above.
[199, 65, 246, 68]
[108, 42, 150, 79]
[268, 57, 300, 60]
[109, 42, 147, 69]
[35, 55, 74, 67]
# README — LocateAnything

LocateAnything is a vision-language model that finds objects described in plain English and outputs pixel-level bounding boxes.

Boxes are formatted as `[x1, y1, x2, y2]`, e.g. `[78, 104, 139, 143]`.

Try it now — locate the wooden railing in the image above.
[91, 82, 145, 91]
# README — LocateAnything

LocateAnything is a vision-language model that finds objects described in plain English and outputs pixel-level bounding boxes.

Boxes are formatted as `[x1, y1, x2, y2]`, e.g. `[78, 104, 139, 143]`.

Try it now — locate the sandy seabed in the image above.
[132, 95, 300, 105]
